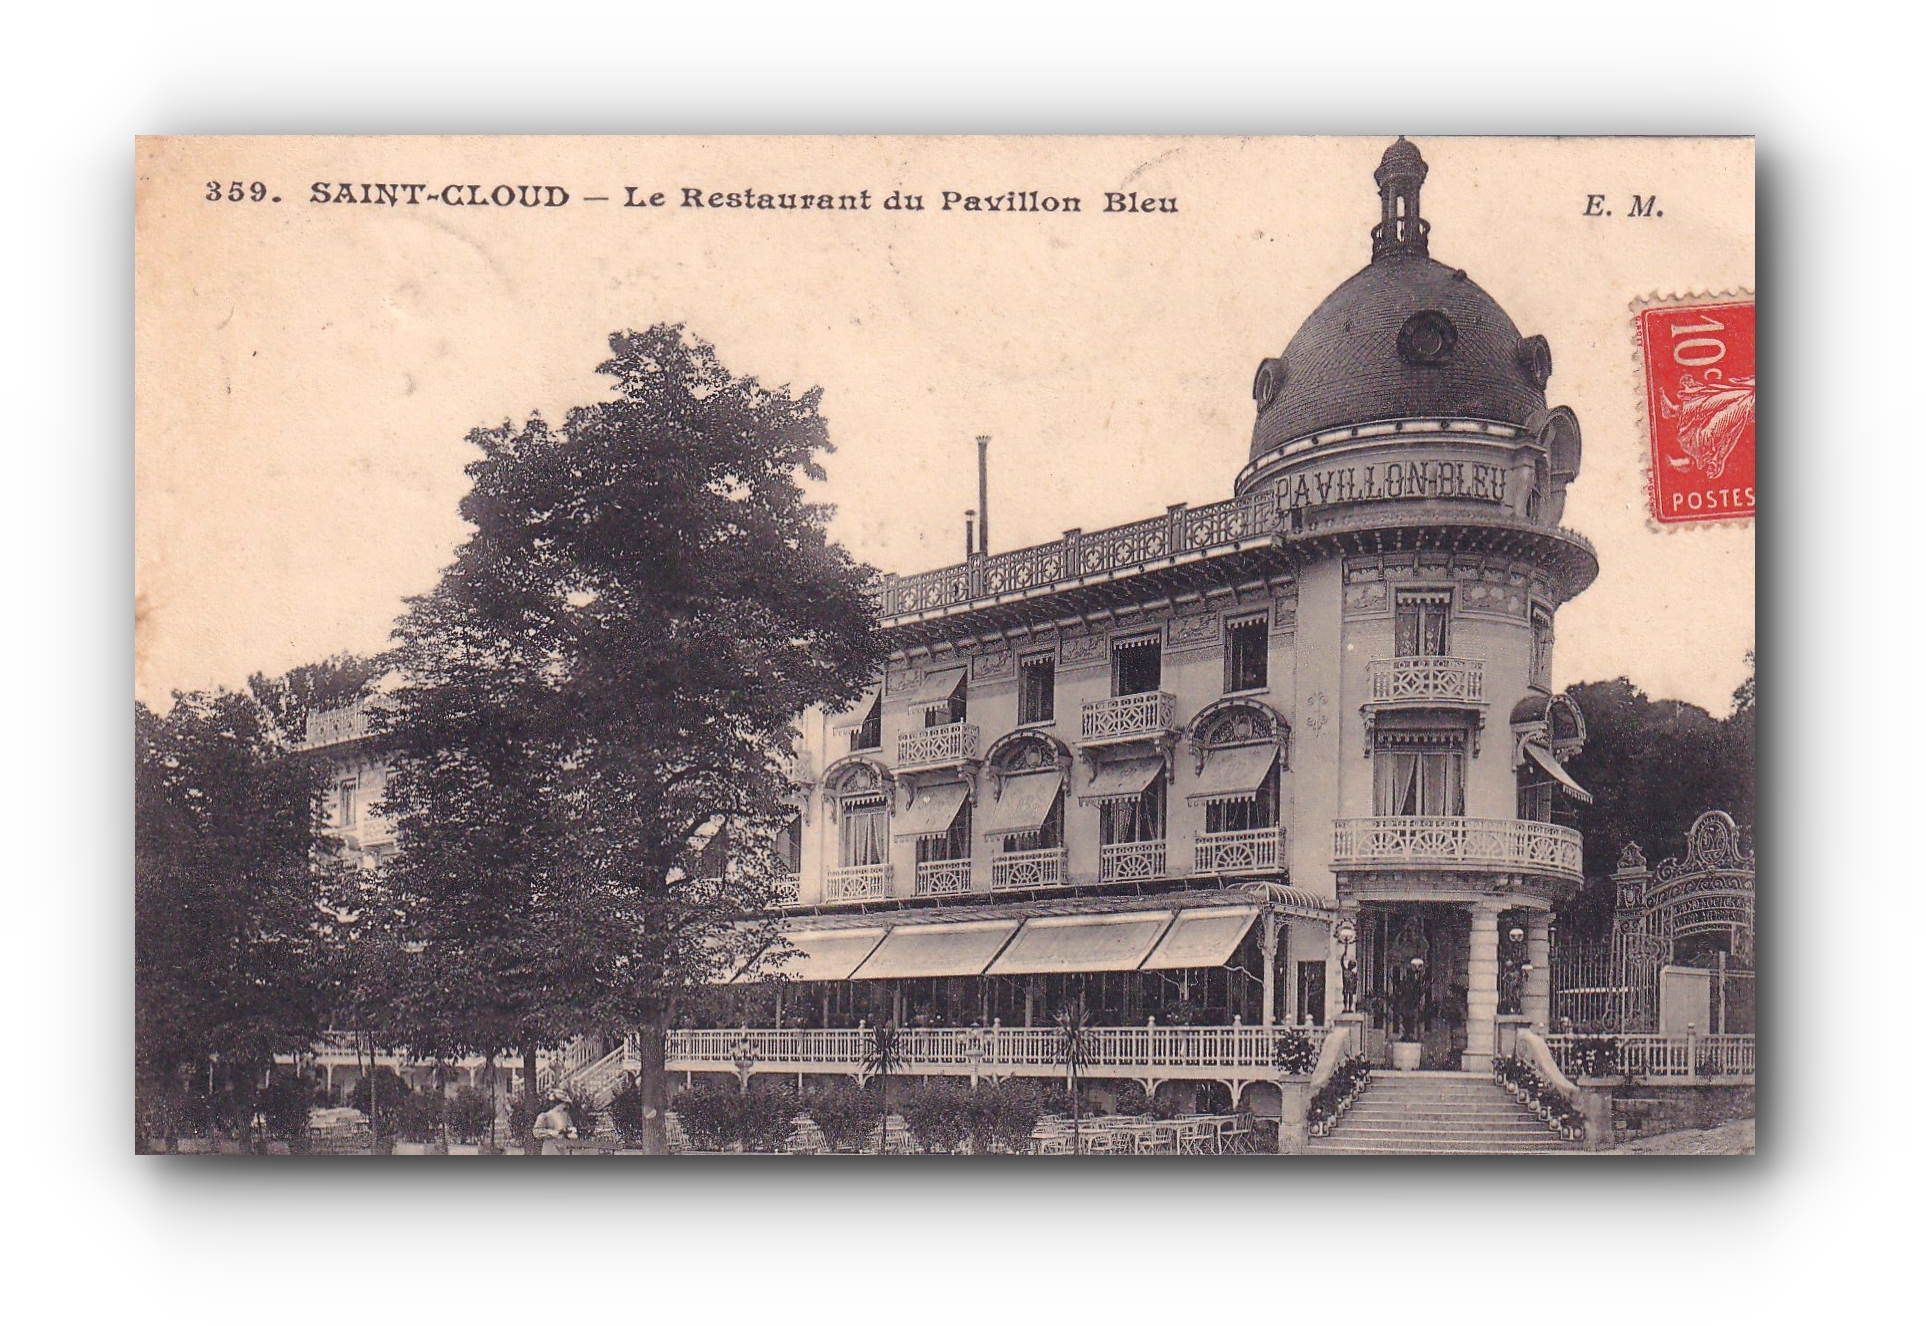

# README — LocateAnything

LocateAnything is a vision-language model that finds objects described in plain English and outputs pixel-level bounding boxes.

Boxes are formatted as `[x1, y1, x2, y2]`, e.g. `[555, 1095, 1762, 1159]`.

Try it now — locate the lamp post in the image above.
[1336, 920, 1358, 1014]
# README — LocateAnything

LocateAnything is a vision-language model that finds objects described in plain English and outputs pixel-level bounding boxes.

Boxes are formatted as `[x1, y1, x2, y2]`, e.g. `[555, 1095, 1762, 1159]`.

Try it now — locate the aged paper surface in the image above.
[136, 136, 1752, 712]
[136, 136, 1754, 1157]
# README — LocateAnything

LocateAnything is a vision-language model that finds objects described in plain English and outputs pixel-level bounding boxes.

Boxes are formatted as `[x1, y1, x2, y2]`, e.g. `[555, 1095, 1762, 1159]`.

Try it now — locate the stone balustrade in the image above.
[1331, 817, 1582, 882]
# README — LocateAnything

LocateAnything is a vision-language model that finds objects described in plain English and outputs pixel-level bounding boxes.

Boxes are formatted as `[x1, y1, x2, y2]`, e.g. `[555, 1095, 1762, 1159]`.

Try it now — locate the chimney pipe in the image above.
[965, 510, 976, 558]
[976, 435, 991, 556]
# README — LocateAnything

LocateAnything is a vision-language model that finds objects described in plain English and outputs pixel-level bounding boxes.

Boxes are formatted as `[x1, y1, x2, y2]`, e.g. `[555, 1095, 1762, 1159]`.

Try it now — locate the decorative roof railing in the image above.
[872, 492, 1281, 619]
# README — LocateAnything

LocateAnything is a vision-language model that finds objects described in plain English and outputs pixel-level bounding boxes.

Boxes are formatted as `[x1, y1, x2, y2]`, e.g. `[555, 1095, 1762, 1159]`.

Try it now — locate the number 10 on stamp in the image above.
[1637, 298, 1756, 524]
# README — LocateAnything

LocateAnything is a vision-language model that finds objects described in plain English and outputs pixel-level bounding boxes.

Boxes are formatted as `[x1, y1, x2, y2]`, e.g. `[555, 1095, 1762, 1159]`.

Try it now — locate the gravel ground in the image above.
[1601, 1118, 1754, 1155]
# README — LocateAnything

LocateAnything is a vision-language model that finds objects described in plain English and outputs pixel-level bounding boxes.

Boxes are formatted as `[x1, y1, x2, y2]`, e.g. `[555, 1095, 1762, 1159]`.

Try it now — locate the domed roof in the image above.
[1248, 141, 1551, 462]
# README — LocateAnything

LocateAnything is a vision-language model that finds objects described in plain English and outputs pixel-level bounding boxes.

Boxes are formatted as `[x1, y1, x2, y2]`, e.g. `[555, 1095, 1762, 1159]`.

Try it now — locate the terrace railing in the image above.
[897, 721, 979, 770]
[874, 494, 1281, 619]
[662, 1022, 1330, 1083]
[914, 859, 975, 896]
[1543, 1032, 1755, 1080]
[1099, 839, 1168, 883]
[1193, 826, 1284, 875]
[1081, 691, 1177, 743]
[825, 863, 892, 902]
[990, 847, 1067, 891]
[1366, 656, 1486, 706]
[1332, 817, 1583, 882]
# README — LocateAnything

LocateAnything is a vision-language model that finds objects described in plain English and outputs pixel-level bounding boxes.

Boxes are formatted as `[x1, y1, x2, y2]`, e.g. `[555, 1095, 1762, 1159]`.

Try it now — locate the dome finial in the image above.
[1372, 137, 1430, 260]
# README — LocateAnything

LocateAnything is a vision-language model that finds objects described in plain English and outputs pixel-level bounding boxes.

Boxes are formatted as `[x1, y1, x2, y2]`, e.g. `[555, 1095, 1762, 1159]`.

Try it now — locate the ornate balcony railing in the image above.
[873, 494, 1281, 619]
[659, 1022, 1329, 1084]
[990, 847, 1068, 891]
[1366, 656, 1486, 706]
[1099, 839, 1168, 883]
[896, 721, 980, 770]
[771, 874, 802, 906]
[1193, 827, 1284, 875]
[1544, 1033, 1754, 1081]
[825, 863, 893, 902]
[914, 859, 975, 896]
[1331, 817, 1582, 882]
[1081, 691, 1177, 744]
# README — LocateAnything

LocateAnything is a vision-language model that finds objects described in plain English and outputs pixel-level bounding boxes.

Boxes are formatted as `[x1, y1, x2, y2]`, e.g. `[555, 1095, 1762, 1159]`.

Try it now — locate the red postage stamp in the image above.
[1635, 295, 1755, 524]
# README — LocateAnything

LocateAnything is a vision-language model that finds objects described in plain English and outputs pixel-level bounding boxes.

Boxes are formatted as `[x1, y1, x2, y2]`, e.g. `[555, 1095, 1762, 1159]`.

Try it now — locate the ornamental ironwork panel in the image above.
[1100, 839, 1168, 883]
[914, 859, 975, 896]
[990, 847, 1067, 891]
[1366, 655, 1486, 705]
[896, 721, 980, 769]
[825, 863, 892, 901]
[1078, 514, 1170, 575]
[1330, 816, 1583, 880]
[1193, 827, 1283, 875]
[1081, 691, 1177, 742]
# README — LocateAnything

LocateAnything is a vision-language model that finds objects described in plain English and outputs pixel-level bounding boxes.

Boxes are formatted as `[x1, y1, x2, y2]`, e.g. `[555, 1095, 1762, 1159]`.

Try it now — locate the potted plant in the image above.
[1370, 961, 1432, 1070]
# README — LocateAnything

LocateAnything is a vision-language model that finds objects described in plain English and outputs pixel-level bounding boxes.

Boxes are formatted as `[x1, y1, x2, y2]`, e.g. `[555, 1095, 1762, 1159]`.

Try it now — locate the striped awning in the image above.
[1186, 745, 1278, 802]
[892, 782, 969, 838]
[1525, 741, 1594, 805]
[740, 928, 888, 983]
[1079, 756, 1163, 804]
[910, 666, 967, 707]
[980, 770, 1062, 837]
[985, 911, 1175, 976]
[849, 920, 1021, 980]
[1140, 907, 1260, 970]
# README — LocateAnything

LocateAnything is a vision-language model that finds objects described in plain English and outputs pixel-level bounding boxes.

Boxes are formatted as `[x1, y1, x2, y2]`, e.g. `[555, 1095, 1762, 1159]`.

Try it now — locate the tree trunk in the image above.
[637, 1017, 671, 1155]
[522, 1043, 540, 1158]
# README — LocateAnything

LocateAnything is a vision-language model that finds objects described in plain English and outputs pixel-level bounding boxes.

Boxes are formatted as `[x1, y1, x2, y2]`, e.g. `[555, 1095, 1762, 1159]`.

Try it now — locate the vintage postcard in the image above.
[135, 135, 1755, 1156]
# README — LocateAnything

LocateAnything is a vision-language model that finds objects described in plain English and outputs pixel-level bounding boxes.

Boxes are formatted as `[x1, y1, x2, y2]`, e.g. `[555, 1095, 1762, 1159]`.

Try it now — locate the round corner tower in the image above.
[1253, 139, 1599, 1071]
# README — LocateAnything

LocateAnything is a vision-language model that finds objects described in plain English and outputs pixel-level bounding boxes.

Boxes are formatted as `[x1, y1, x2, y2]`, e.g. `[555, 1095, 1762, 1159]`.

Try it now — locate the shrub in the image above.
[260, 1075, 319, 1144]
[901, 1080, 971, 1153]
[992, 1081, 1043, 1153]
[558, 1083, 602, 1140]
[448, 1087, 496, 1144]
[806, 1081, 880, 1153]
[393, 1089, 447, 1143]
[508, 1092, 542, 1149]
[1039, 1083, 1072, 1116]
[349, 1067, 408, 1117]
[672, 1084, 742, 1152]
[1273, 1030, 1318, 1076]
[606, 1075, 650, 1147]
[741, 1084, 802, 1153]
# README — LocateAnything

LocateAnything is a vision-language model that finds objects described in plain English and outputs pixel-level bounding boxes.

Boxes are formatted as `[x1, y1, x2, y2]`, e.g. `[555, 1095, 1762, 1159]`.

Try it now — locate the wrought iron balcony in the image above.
[824, 863, 893, 902]
[1099, 839, 1168, 883]
[1365, 656, 1485, 708]
[1193, 826, 1284, 876]
[896, 721, 980, 771]
[1330, 817, 1582, 882]
[914, 859, 975, 896]
[990, 847, 1067, 891]
[1080, 692, 1178, 746]
[771, 874, 802, 906]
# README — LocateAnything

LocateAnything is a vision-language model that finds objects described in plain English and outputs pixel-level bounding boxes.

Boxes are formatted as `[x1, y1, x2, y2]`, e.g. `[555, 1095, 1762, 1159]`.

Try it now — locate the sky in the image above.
[135, 135, 1754, 714]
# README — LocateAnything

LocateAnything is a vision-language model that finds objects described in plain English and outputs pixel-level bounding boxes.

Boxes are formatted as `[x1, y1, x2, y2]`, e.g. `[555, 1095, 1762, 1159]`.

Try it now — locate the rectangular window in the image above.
[1018, 654, 1056, 725]
[916, 800, 972, 864]
[337, 778, 358, 827]
[1225, 616, 1269, 692]
[1517, 780, 1554, 824]
[1372, 734, 1466, 817]
[775, 815, 803, 873]
[1204, 765, 1280, 833]
[838, 797, 889, 866]
[1112, 636, 1162, 696]
[851, 694, 881, 752]
[1530, 607, 1554, 690]
[1394, 591, 1451, 657]
[1003, 789, 1064, 854]
[1100, 775, 1166, 845]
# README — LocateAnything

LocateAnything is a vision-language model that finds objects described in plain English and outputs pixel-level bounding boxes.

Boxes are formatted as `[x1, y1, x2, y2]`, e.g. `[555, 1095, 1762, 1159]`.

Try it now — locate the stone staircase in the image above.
[1307, 1070, 1578, 1155]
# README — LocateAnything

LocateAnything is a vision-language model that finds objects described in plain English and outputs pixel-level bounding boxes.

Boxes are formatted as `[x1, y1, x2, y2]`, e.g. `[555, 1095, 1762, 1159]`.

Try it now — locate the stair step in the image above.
[1310, 1074, 1578, 1155]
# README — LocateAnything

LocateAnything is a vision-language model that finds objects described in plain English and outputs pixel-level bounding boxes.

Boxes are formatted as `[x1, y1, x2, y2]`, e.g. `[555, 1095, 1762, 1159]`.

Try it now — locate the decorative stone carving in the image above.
[973, 648, 1013, 679]
[1167, 609, 1219, 652]
[1060, 632, 1106, 669]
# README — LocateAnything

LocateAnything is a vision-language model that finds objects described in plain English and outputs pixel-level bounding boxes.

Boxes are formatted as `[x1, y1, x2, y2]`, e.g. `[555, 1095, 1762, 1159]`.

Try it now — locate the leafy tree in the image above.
[1559, 665, 1755, 937]
[864, 1023, 907, 1154]
[135, 689, 346, 1150]
[1055, 995, 1092, 1154]
[248, 653, 384, 745]
[379, 325, 883, 1153]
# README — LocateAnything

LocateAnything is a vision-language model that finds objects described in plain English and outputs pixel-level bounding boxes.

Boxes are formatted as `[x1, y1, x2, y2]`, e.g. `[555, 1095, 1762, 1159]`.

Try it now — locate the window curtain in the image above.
[840, 804, 888, 866]
[1374, 747, 1463, 816]
[1103, 779, 1165, 843]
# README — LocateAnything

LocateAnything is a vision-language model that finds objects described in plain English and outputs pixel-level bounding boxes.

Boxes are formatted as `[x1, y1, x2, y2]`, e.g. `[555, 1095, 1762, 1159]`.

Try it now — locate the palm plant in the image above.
[864, 1021, 906, 1155]
[1054, 995, 1092, 1155]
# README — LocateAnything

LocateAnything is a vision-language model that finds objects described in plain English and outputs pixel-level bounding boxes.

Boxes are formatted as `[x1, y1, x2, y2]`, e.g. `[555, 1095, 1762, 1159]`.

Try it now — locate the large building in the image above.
[752, 139, 1597, 1086]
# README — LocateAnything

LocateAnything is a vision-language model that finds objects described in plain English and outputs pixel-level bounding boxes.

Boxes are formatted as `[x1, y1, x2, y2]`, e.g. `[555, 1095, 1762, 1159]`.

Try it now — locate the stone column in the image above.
[1260, 910, 1278, 1027]
[1523, 912, 1553, 1032]
[1464, 903, 1500, 1074]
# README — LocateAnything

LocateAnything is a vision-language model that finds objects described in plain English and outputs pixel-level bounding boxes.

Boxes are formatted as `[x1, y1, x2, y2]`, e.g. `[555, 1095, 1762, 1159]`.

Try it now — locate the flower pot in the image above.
[1389, 1042, 1422, 1072]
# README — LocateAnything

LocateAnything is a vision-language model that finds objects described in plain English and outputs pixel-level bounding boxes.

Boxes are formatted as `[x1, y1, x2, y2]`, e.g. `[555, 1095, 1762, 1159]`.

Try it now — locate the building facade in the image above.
[758, 139, 1598, 1080]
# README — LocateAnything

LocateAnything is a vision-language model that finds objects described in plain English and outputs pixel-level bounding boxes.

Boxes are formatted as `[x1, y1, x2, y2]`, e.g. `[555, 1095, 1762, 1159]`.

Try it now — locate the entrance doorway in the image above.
[1359, 904, 1469, 1070]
